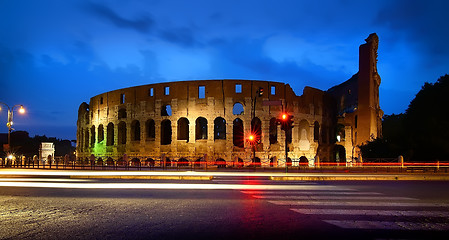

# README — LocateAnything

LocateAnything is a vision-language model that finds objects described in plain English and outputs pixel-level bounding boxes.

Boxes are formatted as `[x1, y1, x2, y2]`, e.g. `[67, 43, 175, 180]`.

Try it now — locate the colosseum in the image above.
[77, 33, 383, 168]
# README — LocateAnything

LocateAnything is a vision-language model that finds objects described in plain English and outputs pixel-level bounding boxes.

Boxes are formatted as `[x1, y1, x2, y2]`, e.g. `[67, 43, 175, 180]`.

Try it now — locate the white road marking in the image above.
[323, 220, 449, 231]
[269, 200, 449, 207]
[291, 208, 449, 217]
[253, 195, 417, 201]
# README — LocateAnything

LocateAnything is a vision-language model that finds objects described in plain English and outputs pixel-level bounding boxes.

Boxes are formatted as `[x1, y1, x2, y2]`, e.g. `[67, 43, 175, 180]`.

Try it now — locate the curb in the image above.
[271, 175, 449, 181]
[70, 175, 213, 180]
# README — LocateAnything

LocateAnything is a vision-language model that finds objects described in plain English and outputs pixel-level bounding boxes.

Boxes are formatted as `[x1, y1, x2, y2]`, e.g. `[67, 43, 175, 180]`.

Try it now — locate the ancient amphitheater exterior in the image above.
[77, 33, 383, 167]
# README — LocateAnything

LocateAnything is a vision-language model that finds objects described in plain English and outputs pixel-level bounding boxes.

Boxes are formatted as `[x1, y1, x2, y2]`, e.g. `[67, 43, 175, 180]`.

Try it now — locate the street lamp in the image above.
[0, 102, 25, 152]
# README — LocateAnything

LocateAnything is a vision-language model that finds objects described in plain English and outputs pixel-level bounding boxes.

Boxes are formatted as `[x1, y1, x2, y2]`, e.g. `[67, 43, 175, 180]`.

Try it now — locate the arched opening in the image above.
[161, 120, 172, 145]
[270, 157, 276, 167]
[298, 119, 310, 150]
[178, 157, 189, 167]
[106, 123, 114, 146]
[118, 121, 127, 145]
[90, 125, 96, 147]
[85, 112, 89, 124]
[130, 158, 140, 166]
[131, 120, 141, 141]
[215, 158, 226, 168]
[251, 117, 262, 143]
[106, 157, 114, 166]
[194, 158, 204, 167]
[299, 156, 308, 166]
[118, 108, 127, 119]
[269, 118, 278, 144]
[314, 121, 320, 142]
[84, 129, 89, 149]
[161, 104, 172, 116]
[232, 102, 244, 115]
[164, 157, 171, 167]
[195, 117, 208, 140]
[117, 157, 127, 166]
[79, 129, 83, 151]
[237, 157, 244, 168]
[145, 158, 155, 166]
[233, 118, 244, 148]
[96, 157, 103, 166]
[286, 157, 292, 167]
[146, 119, 155, 140]
[177, 118, 189, 141]
[336, 124, 345, 142]
[251, 157, 261, 167]
[98, 124, 104, 143]
[335, 145, 346, 163]
[214, 117, 226, 140]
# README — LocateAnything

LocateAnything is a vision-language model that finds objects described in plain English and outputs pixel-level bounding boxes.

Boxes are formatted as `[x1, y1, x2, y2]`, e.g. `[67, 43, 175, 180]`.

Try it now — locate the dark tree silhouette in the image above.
[360, 74, 449, 161]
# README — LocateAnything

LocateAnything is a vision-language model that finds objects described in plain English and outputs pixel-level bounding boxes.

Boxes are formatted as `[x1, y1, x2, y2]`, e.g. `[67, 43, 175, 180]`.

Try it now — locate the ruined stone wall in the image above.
[76, 33, 382, 167]
[77, 79, 325, 167]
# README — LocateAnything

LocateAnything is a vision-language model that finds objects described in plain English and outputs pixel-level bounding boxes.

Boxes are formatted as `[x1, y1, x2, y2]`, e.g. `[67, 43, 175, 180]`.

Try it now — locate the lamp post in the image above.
[0, 102, 25, 152]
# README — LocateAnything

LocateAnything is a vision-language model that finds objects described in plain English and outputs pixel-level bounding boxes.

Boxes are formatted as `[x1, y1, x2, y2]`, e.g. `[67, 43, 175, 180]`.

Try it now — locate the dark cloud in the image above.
[158, 27, 199, 47]
[375, 0, 449, 57]
[209, 38, 348, 94]
[86, 2, 154, 33]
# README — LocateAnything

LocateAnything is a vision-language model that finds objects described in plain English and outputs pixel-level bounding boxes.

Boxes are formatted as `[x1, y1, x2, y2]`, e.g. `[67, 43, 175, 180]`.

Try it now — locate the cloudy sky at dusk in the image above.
[1, 0, 448, 140]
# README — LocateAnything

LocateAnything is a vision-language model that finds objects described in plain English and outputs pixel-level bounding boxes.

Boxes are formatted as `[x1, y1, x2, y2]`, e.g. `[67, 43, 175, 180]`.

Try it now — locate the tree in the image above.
[405, 74, 449, 161]
[360, 74, 449, 161]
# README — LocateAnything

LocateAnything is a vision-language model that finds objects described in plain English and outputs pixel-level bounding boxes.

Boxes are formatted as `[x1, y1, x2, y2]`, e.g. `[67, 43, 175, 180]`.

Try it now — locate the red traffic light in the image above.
[279, 113, 294, 130]
[281, 113, 288, 120]
[248, 134, 255, 141]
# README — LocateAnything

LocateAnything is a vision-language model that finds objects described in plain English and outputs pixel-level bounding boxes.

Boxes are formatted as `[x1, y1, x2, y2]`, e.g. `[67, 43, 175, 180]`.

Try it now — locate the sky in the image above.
[0, 0, 448, 140]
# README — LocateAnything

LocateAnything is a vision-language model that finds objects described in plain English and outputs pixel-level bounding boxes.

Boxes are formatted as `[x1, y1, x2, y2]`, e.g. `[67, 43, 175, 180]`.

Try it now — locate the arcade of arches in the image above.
[77, 34, 382, 167]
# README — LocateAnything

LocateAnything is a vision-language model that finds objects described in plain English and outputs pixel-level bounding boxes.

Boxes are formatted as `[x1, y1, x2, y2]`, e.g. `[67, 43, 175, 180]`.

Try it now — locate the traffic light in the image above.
[247, 133, 256, 145]
[257, 87, 264, 97]
[279, 113, 294, 131]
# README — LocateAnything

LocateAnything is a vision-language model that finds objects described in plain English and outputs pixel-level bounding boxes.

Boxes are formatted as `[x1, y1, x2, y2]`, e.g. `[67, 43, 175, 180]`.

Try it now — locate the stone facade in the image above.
[76, 33, 383, 167]
[39, 142, 55, 162]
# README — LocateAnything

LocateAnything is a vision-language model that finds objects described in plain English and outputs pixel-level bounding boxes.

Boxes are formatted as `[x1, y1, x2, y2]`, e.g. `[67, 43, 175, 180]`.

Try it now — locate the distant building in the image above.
[76, 33, 382, 167]
[39, 142, 55, 162]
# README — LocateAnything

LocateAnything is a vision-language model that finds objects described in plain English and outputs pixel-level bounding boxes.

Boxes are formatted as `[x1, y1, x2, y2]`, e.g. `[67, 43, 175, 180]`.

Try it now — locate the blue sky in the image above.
[1, 0, 448, 140]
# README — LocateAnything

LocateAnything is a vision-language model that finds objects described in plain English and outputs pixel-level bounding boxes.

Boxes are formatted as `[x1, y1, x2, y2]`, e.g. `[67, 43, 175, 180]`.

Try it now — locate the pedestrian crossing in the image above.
[241, 183, 449, 232]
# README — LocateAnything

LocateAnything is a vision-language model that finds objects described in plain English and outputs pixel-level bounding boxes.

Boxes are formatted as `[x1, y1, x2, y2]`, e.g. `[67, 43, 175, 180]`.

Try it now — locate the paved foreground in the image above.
[1, 173, 449, 239]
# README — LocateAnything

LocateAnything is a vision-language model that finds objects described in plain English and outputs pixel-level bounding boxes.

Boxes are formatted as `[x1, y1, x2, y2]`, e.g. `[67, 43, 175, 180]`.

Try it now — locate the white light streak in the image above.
[0, 178, 92, 182]
[0, 169, 409, 178]
[0, 181, 356, 190]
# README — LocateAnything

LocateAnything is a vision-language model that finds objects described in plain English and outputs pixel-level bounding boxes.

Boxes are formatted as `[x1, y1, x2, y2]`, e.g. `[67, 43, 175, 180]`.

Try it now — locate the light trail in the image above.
[0, 181, 355, 190]
[0, 178, 92, 182]
[0, 169, 427, 178]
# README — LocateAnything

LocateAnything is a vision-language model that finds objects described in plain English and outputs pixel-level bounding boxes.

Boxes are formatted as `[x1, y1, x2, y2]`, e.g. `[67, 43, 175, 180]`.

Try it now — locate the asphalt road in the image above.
[1, 176, 449, 240]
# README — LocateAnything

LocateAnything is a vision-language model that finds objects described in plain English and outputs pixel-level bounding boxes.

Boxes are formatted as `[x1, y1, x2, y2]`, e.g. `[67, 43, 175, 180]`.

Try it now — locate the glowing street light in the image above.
[0, 102, 26, 152]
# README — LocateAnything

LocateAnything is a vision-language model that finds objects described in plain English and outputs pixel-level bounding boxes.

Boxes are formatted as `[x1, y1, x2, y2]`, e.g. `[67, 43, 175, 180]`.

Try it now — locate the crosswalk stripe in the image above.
[241, 191, 383, 195]
[291, 208, 449, 217]
[253, 195, 417, 201]
[268, 200, 449, 207]
[323, 220, 449, 231]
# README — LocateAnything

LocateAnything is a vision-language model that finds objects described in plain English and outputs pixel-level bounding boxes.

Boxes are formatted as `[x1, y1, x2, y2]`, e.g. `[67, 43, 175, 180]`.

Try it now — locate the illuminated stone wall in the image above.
[76, 34, 382, 167]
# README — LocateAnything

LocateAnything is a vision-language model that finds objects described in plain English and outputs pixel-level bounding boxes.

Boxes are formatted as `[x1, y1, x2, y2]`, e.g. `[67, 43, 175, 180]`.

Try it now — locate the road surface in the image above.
[1, 175, 449, 239]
